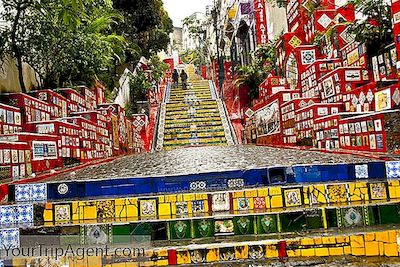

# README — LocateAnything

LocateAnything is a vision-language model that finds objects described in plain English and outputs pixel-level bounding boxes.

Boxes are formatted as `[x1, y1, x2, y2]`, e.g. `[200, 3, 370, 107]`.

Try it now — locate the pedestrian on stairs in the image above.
[172, 69, 179, 88]
[180, 70, 188, 89]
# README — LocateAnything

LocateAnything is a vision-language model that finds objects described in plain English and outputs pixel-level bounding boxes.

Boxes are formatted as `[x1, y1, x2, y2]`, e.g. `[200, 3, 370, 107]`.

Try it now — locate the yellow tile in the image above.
[115, 204, 127, 221]
[265, 244, 278, 258]
[248, 197, 254, 210]
[390, 180, 400, 186]
[376, 231, 389, 243]
[177, 250, 190, 265]
[233, 191, 244, 198]
[206, 248, 219, 262]
[158, 203, 171, 217]
[322, 236, 336, 244]
[379, 241, 385, 256]
[396, 187, 400, 199]
[158, 195, 165, 203]
[384, 243, 399, 257]
[43, 209, 53, 222]
[126, 204, 138, 219]
[177, 195, 183, 202]
[87, 256, 102, 267]
[204, 201, 209, 212]
[388, 230, 397, 243]
[329, 247, 344, 256]
[72, 201, 82, 221]
[301, 238, 314, 246]
[183, 194, 195, 202]
[195, 193, 207, 200]
[115, 198, 125, 206]
[314, 238, 323, 245]
[350, 195, 362, 202]
[301, 248, 315, 257]
[270, 195, 283, 208]
[165, 195, 177, 203]
[156, 260, 169, 266]
[389, 186, 397, 199]
[257, 188, 268, 197]
[365, 241, 379, 256]
[348, 183, 356, 194]
[84, 205, 97, 220]
[356, 182, 367, 188]
[344, 246, 351, 255]
[155, 250, 168, 257]
[315, 248, 329, 257]
[336, 236, 348, 243]
[317, 193, 327, 204]
[364, 233, 375, 242]
[286, 249, 301, 257]
[350, 235, 364, 248]
[351, 247, 365, 256]
[235, 245, 248, 259]
[269, 187, 282, 196]
[245, 190, 257, 198]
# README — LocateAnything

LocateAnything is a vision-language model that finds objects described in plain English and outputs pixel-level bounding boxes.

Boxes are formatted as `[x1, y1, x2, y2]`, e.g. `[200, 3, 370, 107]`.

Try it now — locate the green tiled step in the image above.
[164, 122, 223, 129]
[164, 126, 225, 133]
[167, 109, 219, 115]
[164, 132, 226, 140]
[164, 117, 222, 125]
[165, 114, 222, 120]
[163, 138, 227, 147]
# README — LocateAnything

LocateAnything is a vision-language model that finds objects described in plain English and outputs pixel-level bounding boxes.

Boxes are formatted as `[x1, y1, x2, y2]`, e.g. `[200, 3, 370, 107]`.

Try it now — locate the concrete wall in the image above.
[0, 55, 40, 93]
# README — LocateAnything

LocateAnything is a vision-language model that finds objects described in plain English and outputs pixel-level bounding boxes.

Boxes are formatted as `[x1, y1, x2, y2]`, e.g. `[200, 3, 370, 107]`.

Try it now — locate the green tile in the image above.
[233, 216, 254, 235]
[256, 214, 278, 234]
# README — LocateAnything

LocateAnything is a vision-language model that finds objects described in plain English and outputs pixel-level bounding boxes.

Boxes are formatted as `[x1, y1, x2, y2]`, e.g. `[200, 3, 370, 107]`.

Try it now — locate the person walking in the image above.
[180, 70, 188, 89]
[172, 69, 179, 88]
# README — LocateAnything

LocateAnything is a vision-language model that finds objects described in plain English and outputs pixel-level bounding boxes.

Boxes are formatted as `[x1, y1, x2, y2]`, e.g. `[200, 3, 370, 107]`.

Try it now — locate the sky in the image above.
[163, 0, 214, 27]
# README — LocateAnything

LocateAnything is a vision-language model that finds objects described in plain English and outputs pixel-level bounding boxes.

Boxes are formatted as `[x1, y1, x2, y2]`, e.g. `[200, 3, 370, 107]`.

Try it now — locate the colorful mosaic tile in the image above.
[370, 183, 388, 200]
[190, 249, 206, 263]
[176, 202, 188, 215]
[97, 200, 115, 222]
[327, 184, 348, 203]
[82, 224, 112, 245]
[212, 192, 230, 212]
[191, 200, 205, 213]
[220, 247, 235, 261]
[237, 198, 249, 211]
[253, 197, 266, 209]
[54, 204, 71, 222]
[341, 207, 363, 227]
[31, 183, 47, 201]
[284, 188, 302, 207]
[140, 199, 157, 217]
[248, 245, 264, 260]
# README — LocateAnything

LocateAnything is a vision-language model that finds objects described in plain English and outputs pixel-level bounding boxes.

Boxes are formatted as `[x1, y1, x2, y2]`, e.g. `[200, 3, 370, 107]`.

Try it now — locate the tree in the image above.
[351, 0, 393, 52]
[112, 0, 173, 62]
[233, 42, 277, 102]
[0, 0, 127, 89]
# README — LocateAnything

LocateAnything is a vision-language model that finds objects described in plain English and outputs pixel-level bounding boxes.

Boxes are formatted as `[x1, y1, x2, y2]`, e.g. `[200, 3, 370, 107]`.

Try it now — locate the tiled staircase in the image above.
[156, 69, 234, 151]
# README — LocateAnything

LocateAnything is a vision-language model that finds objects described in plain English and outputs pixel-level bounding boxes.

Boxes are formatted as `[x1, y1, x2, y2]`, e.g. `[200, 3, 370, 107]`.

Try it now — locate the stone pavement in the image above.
[46, 145, 377, 182]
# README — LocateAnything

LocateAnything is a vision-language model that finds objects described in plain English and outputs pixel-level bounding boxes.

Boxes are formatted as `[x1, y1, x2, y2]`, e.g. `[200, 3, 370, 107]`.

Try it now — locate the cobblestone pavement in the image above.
[48, 145, 378, 182]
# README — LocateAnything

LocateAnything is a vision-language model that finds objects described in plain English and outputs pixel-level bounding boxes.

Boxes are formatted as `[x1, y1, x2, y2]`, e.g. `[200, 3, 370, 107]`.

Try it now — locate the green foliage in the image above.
[149, 55, 169, 82]
[233, 42, 277, 102]
[113, 0, 173, 60]
[0, 0, 127, 89]
[126, 70, 151, 117]
[350, 0, 393, 50]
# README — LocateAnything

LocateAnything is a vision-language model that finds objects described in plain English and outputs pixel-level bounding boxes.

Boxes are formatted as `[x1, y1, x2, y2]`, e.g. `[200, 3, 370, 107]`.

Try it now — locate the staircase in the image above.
[155, 67, 235, 151]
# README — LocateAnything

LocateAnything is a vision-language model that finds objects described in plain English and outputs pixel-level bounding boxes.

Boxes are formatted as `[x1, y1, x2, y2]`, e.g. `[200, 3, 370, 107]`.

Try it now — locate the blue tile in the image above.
[0, 228, 20, 249]
[386, 161, 400, 179]
[367, 162, 386, 180]
[15, 204, 33, 224]
[15, 184, 32, 202]
[0, 205, 15, 226]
